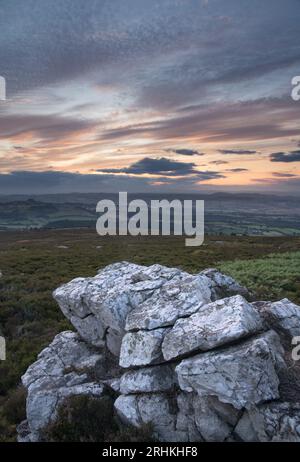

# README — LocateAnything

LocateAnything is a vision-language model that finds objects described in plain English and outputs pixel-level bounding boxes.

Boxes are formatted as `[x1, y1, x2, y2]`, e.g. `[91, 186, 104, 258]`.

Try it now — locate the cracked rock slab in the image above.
[53, 262, 192, 355]
[119, 328, 169, 368]
[176, 393, 241, 442]
[22, 331, 102, 391]
[119, 364, 176, 394]
[162, 295, 263, 361]
[176, 330, 286, 409]
[125, 273, 212, 331]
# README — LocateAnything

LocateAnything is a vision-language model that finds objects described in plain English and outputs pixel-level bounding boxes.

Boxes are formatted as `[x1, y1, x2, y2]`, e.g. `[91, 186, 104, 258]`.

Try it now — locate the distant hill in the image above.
[0, 193, 299, 235]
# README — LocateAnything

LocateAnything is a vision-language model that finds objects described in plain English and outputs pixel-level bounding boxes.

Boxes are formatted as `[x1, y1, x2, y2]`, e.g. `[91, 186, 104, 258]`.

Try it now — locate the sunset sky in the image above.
[0, 0, 300, 194]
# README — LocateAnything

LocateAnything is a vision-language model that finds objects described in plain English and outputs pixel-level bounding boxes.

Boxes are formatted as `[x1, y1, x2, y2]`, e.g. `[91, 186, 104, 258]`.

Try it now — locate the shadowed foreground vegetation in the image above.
[0, 229, 300, 440]
[42, 395, 154, 442]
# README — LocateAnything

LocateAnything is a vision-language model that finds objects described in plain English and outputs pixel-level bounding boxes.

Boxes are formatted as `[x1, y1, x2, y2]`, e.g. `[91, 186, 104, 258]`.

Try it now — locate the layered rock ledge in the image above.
[18, 262, 300, 442]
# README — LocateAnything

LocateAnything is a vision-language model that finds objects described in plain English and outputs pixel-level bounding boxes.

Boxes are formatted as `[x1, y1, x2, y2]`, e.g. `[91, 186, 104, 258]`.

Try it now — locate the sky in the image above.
[0, 0, 300, 194]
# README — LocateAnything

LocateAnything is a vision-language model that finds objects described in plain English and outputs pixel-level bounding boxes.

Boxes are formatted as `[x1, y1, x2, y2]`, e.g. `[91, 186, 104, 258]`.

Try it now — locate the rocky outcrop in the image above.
[19, 262, 300, 442]
[53, 263, 213, 355]
[254, 298, 300, 338]
[176, 330, 285, 409]
[20, 331, 105, 442]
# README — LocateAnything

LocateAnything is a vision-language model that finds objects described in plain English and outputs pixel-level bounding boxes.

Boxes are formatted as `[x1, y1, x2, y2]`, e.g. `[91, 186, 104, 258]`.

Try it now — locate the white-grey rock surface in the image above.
[176, 393, 241, 442]
[200, 268, 250, 300]
[162, 295, 263, 361]
[119, 364, 176, 394]
[53, 263, 250, 356]
[125, 273, 212, 331]
[19, 262, 300, 443]
[256, 298, 300, 338]
[176, 330, 285, 409]
[114, 393, 185, 442]
[119, 328, 169, 368]
[235, 402, 300, 442]
[21, 331, 105, 441]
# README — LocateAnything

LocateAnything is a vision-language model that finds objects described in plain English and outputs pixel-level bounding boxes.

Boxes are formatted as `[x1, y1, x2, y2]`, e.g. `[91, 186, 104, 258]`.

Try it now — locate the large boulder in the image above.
[176, 330, 285, 409]
[53, 262, 148, 354]
[19, 262, 300, 443]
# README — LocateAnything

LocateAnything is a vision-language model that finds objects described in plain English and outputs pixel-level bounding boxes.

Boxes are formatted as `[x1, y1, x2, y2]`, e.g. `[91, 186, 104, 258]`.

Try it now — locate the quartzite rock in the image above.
[162, 295, 263, 361]
[19, 263, 300, 443]
[119, 328, 169, 368]
[21, 331, 105, 441]
[176, 330, 286, 409]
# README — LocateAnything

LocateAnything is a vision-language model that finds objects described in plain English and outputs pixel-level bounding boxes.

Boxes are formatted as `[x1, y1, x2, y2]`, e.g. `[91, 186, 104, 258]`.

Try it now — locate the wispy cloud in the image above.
[166, 148, 204, 156]
[226, 168, 249, 172]
[218, 149, 257, 155]
[209, 160, 229, 165]
[272, 172, 298, 177]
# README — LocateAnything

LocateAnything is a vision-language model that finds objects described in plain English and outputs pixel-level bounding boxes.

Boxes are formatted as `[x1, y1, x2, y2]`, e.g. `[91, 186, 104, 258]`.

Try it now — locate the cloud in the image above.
[272, 172, 299, 178]
[270, 150, 300, 163]
[99, 98, 300, 144]
[1, 1, 300, 196]
[218, 149, 257, 155]
[1, 169, 299, 195]
[209, 160, 229, 165]
[0, 169, 224, 194]
[166, 148, 204, 156]
[226, 168, 249, 172]
[96, 157, 224, 180]
[1, 0, 299, 112]
[0, 113, 97, 142]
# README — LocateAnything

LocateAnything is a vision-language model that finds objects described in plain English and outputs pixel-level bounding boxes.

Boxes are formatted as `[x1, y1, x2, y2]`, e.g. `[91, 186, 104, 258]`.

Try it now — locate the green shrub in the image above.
[219, 251, 300, 304]
[42, 394, 154, 443]
[2, 386, 27, 424]
[43, 395, 117, 442]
